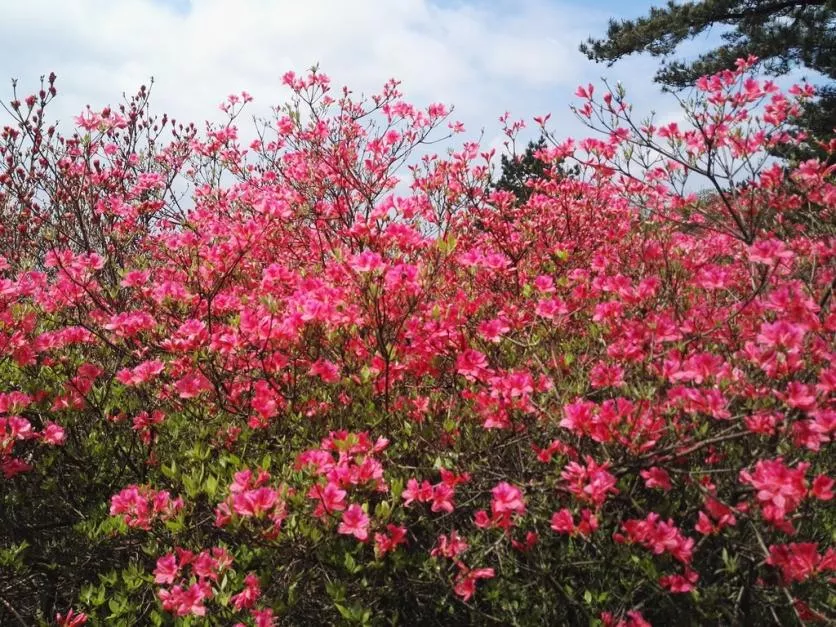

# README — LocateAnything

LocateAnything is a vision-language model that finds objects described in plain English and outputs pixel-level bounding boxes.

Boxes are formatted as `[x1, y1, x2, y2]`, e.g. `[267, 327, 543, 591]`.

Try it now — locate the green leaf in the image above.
[390, 478, 404, 501]
[344, 551, 359, 574]
[326, 581, 346, 602]
[204, 474, 219, 499]
[374, 500, 391, 520]
[335, 603, 353, 620]
[107, 595, 126, 616]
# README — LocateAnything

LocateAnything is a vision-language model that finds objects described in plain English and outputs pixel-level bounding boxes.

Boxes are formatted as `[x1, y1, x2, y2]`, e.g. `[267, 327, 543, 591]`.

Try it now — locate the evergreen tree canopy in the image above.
[495, 137, 549, 202]
[580, 1, 836, 158]
[495, 136, 580, 202]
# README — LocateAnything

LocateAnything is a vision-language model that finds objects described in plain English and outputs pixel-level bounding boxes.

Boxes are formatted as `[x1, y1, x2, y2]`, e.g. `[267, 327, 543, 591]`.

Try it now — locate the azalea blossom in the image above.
[338, 504, 370, 541]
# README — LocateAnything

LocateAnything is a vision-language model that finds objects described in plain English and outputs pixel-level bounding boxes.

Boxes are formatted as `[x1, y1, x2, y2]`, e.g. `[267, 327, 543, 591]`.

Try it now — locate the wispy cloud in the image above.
[0, 0, 675, 151]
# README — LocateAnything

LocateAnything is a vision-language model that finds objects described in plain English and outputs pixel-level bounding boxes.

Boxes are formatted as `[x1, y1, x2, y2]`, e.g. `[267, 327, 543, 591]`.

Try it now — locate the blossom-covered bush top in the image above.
[1, 59, 834, 625]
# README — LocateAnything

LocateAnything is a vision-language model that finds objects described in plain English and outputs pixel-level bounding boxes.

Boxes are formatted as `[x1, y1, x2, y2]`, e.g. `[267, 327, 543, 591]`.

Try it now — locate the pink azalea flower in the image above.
[431, 530, 468, 559]
[550, 509, 575, 535]
[40, 422, 66, 445]
[491, 482, 526, 516]
[453, 564, 495, 601]
[430, 483, 455, 513]
[338, 504, 370, 541]
[55, 609, 88, 626]
[640, 466, 672, 491]
[154, 554, 179, 585]
[308, 481, 347, 516]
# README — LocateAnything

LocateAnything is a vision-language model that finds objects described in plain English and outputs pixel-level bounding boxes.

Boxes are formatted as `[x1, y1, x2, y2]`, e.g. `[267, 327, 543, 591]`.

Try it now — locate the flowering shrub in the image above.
[0, 58, 834, 625]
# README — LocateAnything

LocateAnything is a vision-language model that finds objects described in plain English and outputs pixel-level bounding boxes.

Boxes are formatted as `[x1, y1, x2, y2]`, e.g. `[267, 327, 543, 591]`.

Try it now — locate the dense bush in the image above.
[1, 58, 834, 625]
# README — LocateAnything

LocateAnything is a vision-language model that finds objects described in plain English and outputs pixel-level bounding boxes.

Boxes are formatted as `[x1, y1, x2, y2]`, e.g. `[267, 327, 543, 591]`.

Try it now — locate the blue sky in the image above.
[0, 0, 750, 155]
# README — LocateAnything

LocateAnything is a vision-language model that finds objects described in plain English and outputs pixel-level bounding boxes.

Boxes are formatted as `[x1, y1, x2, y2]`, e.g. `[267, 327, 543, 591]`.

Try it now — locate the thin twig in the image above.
[0, 595, 30, 627]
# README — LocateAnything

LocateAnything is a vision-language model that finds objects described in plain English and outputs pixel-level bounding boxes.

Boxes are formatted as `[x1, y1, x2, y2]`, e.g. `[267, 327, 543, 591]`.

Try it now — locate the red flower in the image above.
[402, 478, 433, 506]
[308, 481, 347, 517]
[811, 475, 834, 501]
[490, 482, 526, 516]
[230, 573, 261, 611]
[740, 458, 808, 530]
[338, 504, 370, 541]
[40, 422, 66, 445]
[453, 563, 495, 601]
[430, 483, 456, 513]
[154, 554, 179, 585]
[562, 457, 619, 508]
[659, 569, 699, 593]
[767, 543, 836, 583]
[56, 609, 88, 626]
[456, 349, 489, 381]
[233, 487, 278, 517]
[431, 530, 468, 559]
[374, 524, 408, 556]
[618, 513, 695, 565]
[640, 466, 672, 491]
[551, 509, 575, 535]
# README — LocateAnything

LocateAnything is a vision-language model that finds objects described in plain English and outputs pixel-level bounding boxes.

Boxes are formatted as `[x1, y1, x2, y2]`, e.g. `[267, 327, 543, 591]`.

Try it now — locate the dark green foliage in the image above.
[495, 138, 549, 203]
[495, 137, 578, 202]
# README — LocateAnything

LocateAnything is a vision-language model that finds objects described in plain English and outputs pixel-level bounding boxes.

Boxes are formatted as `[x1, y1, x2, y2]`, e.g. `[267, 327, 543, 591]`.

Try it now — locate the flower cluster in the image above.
[738, 458, 832, 533]
[154, 547, 232, 617]
[0, 392, 66, 477]
[766, 543, 836, 583]
[402, 468, 470, 515]
[615, 513, 695, 565]
[109, 485, 183, 530]
[430, 530, 495, 601]
[561, 457, 619, 508]
[473, 481, 527, 530]
[550, 508, 599, 538]
[214, 469, 287, 539]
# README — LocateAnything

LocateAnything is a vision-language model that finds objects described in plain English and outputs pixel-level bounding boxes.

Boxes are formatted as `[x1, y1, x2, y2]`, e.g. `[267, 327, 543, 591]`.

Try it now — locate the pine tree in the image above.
[495, 137, 549, 202]
[580, 1, 836, 161]
[495, 137, 578, 202]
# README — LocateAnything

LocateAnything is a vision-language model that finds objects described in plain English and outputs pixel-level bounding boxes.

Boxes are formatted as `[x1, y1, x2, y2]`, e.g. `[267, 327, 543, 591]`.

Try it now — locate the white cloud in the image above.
[0, 0, 675, 157]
